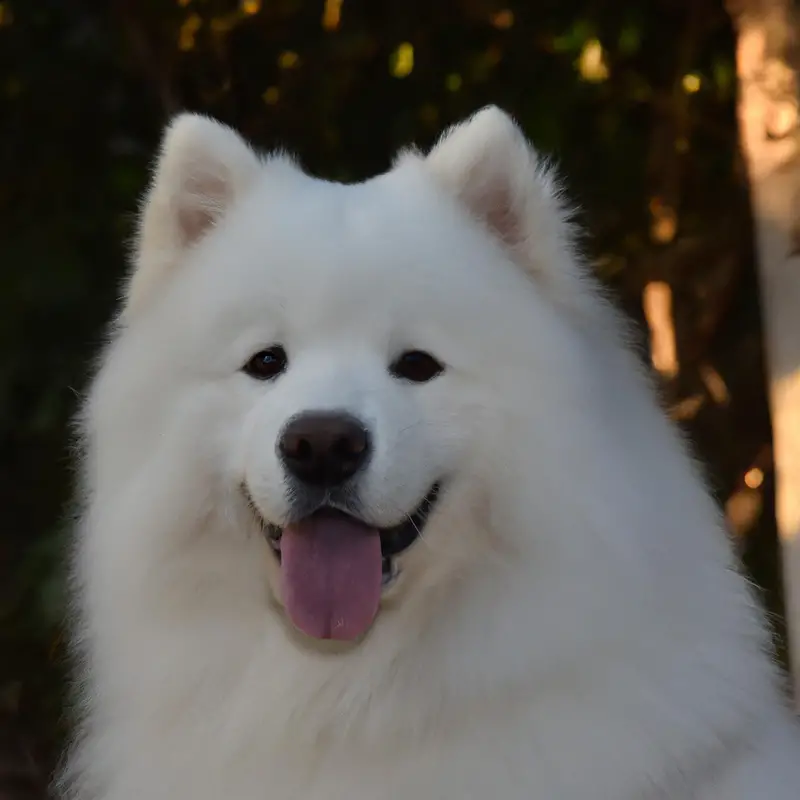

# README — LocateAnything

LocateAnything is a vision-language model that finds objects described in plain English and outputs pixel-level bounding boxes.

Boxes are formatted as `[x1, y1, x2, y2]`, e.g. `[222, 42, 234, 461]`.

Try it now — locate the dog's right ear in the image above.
[124, 113, 261, 319]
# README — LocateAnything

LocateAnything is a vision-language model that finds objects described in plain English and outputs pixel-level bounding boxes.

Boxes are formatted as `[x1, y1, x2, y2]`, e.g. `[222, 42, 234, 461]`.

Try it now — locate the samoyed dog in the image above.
[60, 107, 799, 799]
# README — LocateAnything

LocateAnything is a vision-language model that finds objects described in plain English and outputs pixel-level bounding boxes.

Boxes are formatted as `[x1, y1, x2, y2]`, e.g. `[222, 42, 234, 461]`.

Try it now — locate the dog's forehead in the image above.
[218, 176, 476, 315]
[179, 163, 539, 360]
[249, 172, 454, 272]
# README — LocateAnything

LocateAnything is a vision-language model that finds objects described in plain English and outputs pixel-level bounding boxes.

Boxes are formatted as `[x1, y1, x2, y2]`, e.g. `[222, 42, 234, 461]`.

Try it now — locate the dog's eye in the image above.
[389, 350, 444, 383]
[243, 346, 288, 381]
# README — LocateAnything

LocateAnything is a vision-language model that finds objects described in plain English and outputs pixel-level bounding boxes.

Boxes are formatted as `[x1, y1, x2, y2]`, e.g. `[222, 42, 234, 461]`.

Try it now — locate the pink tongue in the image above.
[280, 515, 382, 641]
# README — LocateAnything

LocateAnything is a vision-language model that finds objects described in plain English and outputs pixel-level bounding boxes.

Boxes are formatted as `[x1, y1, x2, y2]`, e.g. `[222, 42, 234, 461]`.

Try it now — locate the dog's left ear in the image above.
[125, 113, 262, 320]
[423, 106, 592, 315]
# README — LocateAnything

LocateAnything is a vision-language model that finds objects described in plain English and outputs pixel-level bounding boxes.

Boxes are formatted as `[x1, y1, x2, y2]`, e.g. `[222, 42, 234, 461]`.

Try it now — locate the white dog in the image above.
[59, 107, 800, 799]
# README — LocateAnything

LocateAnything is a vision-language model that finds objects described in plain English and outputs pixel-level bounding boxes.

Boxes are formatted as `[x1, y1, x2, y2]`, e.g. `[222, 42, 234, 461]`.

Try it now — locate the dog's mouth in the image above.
[246, 484, 441, 642]
[262, 483, 441, 584]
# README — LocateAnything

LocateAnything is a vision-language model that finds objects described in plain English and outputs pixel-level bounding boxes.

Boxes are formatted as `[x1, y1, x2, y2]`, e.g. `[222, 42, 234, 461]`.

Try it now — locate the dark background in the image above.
[0, 0, 786, 793]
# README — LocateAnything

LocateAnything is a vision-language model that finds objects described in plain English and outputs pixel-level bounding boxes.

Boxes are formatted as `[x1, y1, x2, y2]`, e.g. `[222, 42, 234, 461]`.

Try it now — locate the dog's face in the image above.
[213, 189, 500, 641]
[91, 107, 592, 646]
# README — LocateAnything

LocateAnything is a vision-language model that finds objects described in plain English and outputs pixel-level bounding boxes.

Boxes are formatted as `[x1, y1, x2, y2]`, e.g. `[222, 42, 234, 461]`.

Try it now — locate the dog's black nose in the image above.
[278, 412, 371, 487]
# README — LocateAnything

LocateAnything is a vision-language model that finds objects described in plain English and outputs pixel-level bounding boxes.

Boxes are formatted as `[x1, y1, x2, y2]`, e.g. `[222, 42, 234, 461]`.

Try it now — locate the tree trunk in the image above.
[729, 0, 800, 709]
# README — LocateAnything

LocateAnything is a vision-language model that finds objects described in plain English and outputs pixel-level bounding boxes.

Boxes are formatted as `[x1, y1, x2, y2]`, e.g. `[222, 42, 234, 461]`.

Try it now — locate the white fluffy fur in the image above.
[59, 107, 800, 799]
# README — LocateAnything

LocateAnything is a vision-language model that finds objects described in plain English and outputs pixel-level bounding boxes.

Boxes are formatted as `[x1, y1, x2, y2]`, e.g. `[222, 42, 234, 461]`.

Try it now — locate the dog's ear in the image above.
[423, 106, 593, 317]
[125, 113, 261, 319]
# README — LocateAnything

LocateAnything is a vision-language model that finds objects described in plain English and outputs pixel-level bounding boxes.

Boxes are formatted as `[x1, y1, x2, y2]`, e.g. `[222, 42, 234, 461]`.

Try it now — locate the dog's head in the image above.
[87, 107, 606, 648]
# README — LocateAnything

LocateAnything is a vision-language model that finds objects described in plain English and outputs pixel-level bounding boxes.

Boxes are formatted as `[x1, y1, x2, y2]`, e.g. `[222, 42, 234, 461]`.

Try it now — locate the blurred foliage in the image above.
[0, 0, 787, 792]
